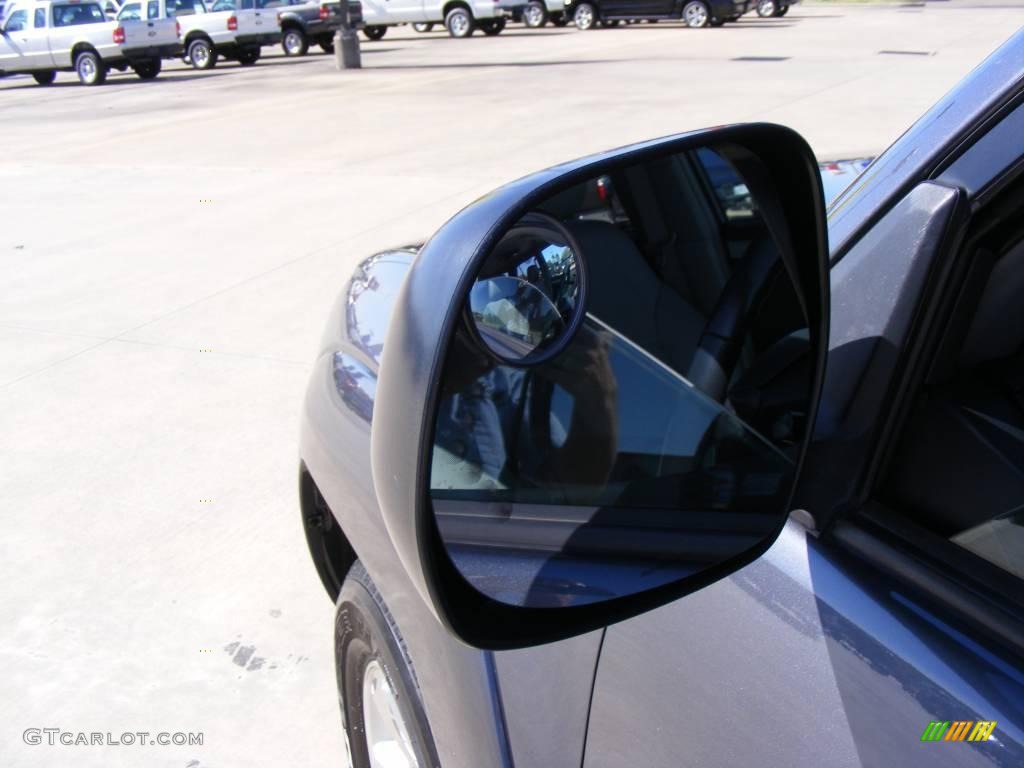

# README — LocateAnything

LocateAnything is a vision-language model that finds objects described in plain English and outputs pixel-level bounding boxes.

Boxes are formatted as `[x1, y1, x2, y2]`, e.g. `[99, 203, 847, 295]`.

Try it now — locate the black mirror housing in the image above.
[372, 124, 830, 649]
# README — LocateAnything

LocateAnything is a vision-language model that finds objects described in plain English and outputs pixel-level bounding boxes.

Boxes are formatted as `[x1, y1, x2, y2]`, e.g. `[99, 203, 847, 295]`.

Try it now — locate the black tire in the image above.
[281, 26, 308, 56]
[523, 0, 547, 27]
[599, 18, 619, 27]
[75, 50, 107, 86]
[550, 11, 568, 25]
[237, 47, 260, 65]
[709, 16, 724, 25]
[445, 6, 474, 37]
[573, 1, 595, 30]
[320, 38, 335, 52]
[756, 0, 775, 16]
[133, 58, 161, 79]
[479, 17, 505, 35]
[187, 37, 217, 70]
[32, 70, 57, 85]
[775, 3, 788, 15]
[412, 22, 433, 32]
[362, 24, 387, 40]
[335, 562, 439, 768]
[682, 0, 710, 27]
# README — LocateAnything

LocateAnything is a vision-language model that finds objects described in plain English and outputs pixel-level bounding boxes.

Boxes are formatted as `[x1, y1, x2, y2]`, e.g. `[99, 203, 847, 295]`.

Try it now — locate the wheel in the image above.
[444, 6, 474, 37]
[133, 58, 161, 79]
[479, 17, 505, 35]
[412, 22, 433, 32]
[573, 2, 595, 30]
[75, 50, 107, 85]
[710, 16, 724, 25]
[756, 0, 775, 16]
[682, 0, 709, 27]
[775, 3, 788, 15]
[187, 37, 217, 70]
[237, 47, 260, 65]
[550, 11, 568, 25]
[362, 24, 387, 40]
[281, 27, 308, 56]
[335, 562, 438, 768]
[320, 38, 334, 53]
[523, 0, 547, 27]
[32, 70, 56, 85]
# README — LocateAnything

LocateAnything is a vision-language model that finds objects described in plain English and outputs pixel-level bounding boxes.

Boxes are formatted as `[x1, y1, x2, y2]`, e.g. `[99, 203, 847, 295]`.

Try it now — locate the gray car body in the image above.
[299, 28, 1024, 768]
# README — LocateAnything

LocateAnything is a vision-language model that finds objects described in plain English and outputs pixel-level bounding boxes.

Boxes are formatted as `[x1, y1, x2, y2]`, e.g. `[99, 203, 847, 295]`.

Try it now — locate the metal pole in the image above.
[335, 0, 362, 69]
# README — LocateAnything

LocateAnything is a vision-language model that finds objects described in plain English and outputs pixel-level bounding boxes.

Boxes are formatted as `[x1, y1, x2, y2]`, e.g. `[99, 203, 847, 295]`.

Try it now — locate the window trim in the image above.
[828, 165, 1024, 660]
[834, 506, 1024, 660]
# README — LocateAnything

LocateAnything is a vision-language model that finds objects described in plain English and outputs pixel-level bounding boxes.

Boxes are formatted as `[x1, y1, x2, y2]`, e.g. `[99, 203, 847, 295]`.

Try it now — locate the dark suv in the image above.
[261, 0, 362, 56]
[565, 0, 748, 29]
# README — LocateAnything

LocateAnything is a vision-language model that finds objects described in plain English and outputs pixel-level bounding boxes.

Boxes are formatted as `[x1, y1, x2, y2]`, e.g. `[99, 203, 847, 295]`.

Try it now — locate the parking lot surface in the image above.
[2, 3, 1023, 766]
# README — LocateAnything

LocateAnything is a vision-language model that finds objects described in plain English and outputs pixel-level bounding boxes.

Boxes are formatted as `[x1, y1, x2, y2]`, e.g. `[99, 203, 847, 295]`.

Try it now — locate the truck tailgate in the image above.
[120, 17, 179, 48]
[233, 8, 276, 36]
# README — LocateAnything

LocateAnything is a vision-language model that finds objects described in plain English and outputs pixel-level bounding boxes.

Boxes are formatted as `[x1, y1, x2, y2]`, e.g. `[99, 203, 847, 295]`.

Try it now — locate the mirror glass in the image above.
[429, 144, 815, 608]
[468, 215, 582, 363]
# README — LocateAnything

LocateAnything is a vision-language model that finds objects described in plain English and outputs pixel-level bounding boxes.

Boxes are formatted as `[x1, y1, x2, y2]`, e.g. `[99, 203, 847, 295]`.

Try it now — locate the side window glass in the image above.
[34, 7, 46, 26]
[147, 0, 159, 18]
[695, 147, 754, 220]
[118, 2, 142, 19]
[5, 8, 28, 29]
[882, 239, 1024, 580]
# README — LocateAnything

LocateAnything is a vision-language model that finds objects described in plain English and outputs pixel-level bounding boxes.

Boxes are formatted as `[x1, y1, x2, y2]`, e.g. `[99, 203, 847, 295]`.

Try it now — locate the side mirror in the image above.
[372, 124, 829, 649]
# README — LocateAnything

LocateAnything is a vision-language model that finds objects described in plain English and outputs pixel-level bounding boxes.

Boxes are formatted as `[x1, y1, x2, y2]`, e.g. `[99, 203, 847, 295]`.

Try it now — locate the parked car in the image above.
[0, 0, 180, 84]
[113, 0, 187, 77]
[172, 0, 279, 68]
[264, 0, 359, 55]
[520, 0, 567, 26]
[299, 28, 1024, 768]
[492, 0, 528, 28]
[565, 0, 747, 30]
[755, 0, 795, 16]
[360, 0, 512, 39]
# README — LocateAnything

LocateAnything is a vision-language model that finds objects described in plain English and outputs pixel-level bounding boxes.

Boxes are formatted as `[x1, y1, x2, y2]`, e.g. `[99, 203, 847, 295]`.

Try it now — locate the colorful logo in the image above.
[921, 721, 997, 742]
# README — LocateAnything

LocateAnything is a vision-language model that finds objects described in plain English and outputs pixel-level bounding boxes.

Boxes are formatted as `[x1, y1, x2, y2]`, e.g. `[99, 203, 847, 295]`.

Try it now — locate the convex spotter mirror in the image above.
[432, 146, 816, 608]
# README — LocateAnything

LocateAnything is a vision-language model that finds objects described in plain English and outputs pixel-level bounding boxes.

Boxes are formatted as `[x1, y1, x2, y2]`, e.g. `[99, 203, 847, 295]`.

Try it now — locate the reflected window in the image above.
[346, 252, 416, 365]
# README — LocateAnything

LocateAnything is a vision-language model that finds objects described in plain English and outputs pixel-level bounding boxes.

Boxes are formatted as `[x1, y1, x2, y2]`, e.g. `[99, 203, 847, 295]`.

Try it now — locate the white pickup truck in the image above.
[0, 0, 180, 85]
[168, 0, 279, 69]
[360, 0, 510, 39]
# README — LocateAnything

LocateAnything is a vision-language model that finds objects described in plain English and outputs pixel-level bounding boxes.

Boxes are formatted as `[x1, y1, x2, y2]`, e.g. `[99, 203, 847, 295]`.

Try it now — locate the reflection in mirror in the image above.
[468, 213, 582, 364]
[430, 145, 814, 608]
